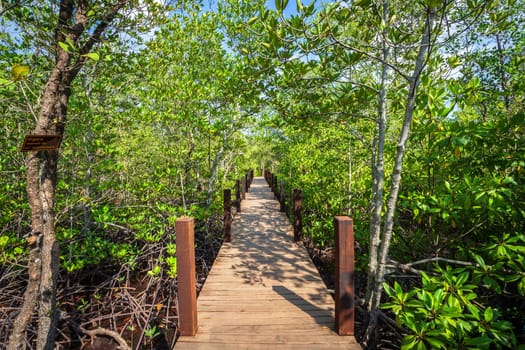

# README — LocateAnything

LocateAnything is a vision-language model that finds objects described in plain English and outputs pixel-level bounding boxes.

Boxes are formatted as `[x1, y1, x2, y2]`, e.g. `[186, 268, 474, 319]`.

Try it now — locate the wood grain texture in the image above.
[175, 177, 361, 349]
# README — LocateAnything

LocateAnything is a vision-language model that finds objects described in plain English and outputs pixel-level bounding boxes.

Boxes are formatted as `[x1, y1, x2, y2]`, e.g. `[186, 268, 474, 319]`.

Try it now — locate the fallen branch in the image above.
[386, 259, 423, 276]
[389, 256, 525, 279]
[79, 325, 131, 350]
[407, 256, 475, 268]
[386, 257, 474, 276]
[61, 312, 130, 350]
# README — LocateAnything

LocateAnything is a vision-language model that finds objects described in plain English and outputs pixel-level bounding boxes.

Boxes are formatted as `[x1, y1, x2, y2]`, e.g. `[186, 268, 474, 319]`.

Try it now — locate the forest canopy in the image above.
[0, 0, 523, 349]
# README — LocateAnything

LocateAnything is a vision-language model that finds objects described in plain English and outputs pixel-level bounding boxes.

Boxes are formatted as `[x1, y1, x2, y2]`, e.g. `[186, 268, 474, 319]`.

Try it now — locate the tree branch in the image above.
[60, 310, 130, 350]
[328, 33, 411, 81]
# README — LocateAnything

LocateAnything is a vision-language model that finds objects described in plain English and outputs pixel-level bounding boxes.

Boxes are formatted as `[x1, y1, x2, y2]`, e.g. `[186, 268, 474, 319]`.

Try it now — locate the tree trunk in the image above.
[8, 2, 126, 348]
[495, 34, 510, 111]
[205, 126, 237, 210]
[363, 1, 390, 347]
[363, 6, 436, 347]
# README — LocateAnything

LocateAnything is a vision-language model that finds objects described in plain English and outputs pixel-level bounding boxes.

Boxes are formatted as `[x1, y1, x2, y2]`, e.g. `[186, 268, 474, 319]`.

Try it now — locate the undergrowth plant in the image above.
[383, 267, 519, 350]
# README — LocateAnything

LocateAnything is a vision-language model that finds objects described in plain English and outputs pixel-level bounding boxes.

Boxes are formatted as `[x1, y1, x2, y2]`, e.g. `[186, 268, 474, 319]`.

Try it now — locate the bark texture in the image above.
[8, 2, 126, 349]
[363, 6, 436, 348]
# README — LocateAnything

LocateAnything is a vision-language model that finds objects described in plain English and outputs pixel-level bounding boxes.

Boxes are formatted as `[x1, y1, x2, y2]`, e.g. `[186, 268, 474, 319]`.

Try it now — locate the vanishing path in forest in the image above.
[175, 177, 361, 349]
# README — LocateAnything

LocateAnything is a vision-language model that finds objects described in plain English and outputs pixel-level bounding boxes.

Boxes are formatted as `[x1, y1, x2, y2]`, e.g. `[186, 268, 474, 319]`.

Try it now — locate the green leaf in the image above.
[464, 335, 491, 347]
[433, 288, 444, 305]
[0, 77, 12, 86]
[12, 64, 30, 81]
[65, 37, 75, 49]
[421, 271, 431, 286]
[518, 277, 525, 296]
[466, 302, 481, 319]
[81, 52, 100, 61]
[472, 253, 486, 268]
[383, 282, 395, 296]
[447, 56, 461, 68]
[394, 281, 403, 295]
[401, 335, 418, 350]
[422, 290, 433, 310]
[456, 271, 469, 286]
[304, 1, 315, 16]
[425, 336, 445, 349]
[0, 235, 9, 247]
[58, 41, 70, 52]
[416, 341, 426, 350]
[484, 307, 493, 322]
[275, 0, 282, 12]
[246, 16, 258, 25]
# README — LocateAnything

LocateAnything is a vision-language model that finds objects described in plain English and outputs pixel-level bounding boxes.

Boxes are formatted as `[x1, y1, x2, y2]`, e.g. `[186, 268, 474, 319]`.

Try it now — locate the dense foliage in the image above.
[242, 0, 524, 348]
[1, 1, 255, 348]
[1, 0, 523, 349]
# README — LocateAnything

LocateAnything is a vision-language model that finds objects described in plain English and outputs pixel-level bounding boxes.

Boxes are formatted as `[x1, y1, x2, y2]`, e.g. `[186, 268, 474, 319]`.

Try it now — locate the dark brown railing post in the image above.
[334, 216, 355, 336]
[288, 188, 293, 220]
[241, 176, 246, 200]
[235, 179, 241, 212]
[280, 179, 286, 212]
[273, 175, 278, 199]
[269, 172, 273, 188]
[224, 189, 232, 242]
[176, 217, 198, 336]
[245, 173, 249, 192]
[293, 189, 302, 242]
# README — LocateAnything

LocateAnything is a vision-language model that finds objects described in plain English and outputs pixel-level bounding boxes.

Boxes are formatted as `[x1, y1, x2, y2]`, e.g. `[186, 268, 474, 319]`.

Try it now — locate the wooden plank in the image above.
[178, 334, 358, 344]
[196, 300, 334, 310]
[194, 317, 335, 327]
[176, 343, 360, 350]
[195, 323, 336, 334]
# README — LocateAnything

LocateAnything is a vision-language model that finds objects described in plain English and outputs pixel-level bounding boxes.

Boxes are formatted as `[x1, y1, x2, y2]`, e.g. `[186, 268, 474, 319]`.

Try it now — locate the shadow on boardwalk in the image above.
[175, 177, 360, 350]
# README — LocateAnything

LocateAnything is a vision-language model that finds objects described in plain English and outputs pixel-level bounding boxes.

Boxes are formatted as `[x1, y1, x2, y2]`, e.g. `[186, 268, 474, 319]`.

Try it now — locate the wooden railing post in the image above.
[279, 179, 286, 212]
[288, 188, 293, 220]
[235, 179, 241, 213]
[245, 174, 249, 192]
[273, 175, 278, 199]
[224, 189, 232, 242]
[293, 189, 302, 242]
[334, 216, 355, 336]
[241, 176, 246, 200]
[176, 217, 198, 336]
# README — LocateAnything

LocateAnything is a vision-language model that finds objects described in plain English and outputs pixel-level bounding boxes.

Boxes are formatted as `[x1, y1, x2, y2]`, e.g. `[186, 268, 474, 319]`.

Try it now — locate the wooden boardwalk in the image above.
[175, 177, 361, 349]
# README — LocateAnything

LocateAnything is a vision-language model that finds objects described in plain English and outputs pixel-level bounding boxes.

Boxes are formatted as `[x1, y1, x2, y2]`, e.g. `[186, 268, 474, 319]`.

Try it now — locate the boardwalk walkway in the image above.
[175, 177, 361, 349]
